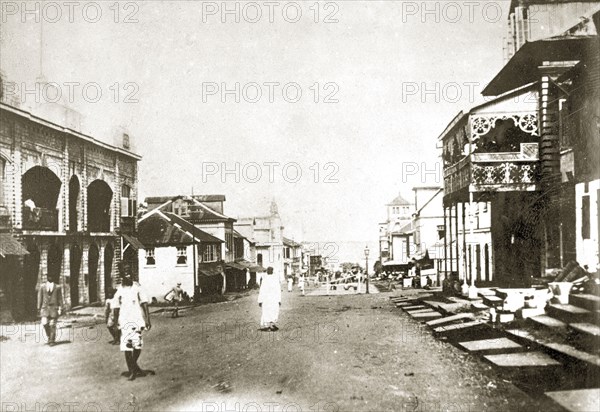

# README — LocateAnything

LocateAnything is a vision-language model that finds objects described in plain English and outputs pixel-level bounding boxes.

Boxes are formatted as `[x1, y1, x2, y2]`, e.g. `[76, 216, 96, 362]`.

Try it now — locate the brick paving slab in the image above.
[484, 352, 561, 367]
[545, 388, 600, 412]
[410, 312, 442, 320]
[458, 338, 522, 352]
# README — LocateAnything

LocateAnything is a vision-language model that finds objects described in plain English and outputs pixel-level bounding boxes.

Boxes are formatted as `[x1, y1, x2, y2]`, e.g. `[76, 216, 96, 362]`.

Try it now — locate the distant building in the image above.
[379, 193, 414, 265]
[136, 210, 223, 301]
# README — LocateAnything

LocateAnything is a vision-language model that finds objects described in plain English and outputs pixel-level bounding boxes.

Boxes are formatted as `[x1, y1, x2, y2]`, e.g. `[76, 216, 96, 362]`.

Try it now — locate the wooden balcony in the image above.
[444, 143, 540, 198]
[22, 207, 59, 231]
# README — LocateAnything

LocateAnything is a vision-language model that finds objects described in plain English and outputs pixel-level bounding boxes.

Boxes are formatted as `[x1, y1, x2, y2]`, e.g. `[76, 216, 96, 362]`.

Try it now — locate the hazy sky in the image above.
[1, 0, 510, 242]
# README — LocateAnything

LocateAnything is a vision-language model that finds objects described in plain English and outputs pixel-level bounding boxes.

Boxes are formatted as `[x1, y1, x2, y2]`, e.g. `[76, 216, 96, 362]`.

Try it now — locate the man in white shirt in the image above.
[258, 267, 282, 331]
[113, 275, 152, 380]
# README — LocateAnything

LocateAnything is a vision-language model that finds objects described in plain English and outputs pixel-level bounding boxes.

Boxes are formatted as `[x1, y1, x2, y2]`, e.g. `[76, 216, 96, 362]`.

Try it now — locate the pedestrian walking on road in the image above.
[37, 274, 65, 346]
[105, 288, 120, 345]
[258, 267, 281, 331]
[164, 282, 183, 318]
[298, 274, 305, 296]
[113, 274, 154, 381]
[287, 276, 293, 292]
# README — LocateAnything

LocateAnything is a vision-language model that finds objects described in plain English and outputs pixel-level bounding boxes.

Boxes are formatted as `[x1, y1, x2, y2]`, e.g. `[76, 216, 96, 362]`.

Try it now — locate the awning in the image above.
[225, 262, 245, 270]
[249, 265, 266, 272]
[199, 268, 222, 277]
[0, 234, 29, 257]
[482, 36, 596, 96]
[122, 234, 145, 250]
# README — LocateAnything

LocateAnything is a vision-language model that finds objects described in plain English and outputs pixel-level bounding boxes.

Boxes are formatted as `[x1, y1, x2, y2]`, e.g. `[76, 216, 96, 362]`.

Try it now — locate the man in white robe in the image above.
[258, 267, 281, 331]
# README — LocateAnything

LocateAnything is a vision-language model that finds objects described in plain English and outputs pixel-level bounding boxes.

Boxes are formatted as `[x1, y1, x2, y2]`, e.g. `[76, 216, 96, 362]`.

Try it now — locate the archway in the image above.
[104, 243, 114, 298]
[22, 166, 62, 230]
[88, 244, 99, 303]
[87, 180, 112, 232]
[23, 244, 40, 319]
[70, 244, 82, 307]
[69, 175, 80, 232]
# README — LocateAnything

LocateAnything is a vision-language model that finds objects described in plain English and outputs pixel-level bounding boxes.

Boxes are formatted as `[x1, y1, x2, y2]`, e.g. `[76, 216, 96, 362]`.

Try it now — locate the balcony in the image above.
[22, 207, 59, 231]
[444, 143, 540, 198]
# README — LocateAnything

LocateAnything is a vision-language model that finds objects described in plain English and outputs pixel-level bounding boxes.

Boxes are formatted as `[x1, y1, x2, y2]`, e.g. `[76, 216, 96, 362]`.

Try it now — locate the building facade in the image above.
[0, 99, 140, 321]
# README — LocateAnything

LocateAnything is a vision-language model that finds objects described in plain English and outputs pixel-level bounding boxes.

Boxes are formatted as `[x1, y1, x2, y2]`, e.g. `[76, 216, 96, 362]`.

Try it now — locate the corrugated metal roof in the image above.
[137, 212, 223, 247]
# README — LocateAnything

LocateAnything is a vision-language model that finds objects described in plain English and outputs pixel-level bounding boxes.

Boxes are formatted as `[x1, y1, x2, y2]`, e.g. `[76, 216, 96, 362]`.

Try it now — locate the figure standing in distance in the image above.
[258, 266, 282, 331]
[37, 273, 65, 346]
[113, 274, 154, 381]
[298, 273, 305, 296]
[164, 282, 183, 318]
[287, 275, 293, 292]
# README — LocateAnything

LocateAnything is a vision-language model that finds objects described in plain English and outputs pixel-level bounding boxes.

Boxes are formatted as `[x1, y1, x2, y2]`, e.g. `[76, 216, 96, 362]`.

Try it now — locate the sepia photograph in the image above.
[0, 0, 599, 411]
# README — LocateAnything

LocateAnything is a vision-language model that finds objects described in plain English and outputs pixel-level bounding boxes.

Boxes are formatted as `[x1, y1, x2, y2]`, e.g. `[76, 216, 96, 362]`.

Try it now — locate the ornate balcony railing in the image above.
[22, 207, 59, 231]
[443, 143, 540, 196]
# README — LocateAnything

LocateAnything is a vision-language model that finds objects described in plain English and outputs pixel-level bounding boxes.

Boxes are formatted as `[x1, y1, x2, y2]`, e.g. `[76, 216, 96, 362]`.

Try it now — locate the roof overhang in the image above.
[482, 36, 597, 96]
[0, 234, 29, 257]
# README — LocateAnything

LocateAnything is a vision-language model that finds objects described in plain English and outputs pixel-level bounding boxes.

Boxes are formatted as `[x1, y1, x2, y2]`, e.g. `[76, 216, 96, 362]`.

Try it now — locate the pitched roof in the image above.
[283, 237, 302, 248]
[137, 212, 223, 247]
[387, 193, 412, 206]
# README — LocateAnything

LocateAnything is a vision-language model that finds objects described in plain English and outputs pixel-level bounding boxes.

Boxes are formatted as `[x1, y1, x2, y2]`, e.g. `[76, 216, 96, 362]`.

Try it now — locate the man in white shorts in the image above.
[113, 274, 153, 381]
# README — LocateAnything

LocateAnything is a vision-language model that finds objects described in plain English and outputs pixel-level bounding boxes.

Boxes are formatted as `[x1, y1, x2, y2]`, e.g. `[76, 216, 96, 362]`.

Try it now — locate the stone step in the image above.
[569, 322, 600, 338]
[471, 302, 490, 311]
[477, 288, 498, 297]
[545, 388, 600, 412]
[426, 312, 475, 326]
[547, 303, 592, 324]
[482, 295, 503, 307]
[433, 320, 486, 334]
[458, 338, 523, 352]
[395, 302, 415, 307]
[406, 308, 437, 314]
[569, 294, 600, 312]
[402, 305, 426, 311]
[409, 311, 443, 321]
[484, 351, 561, 367]
[506, 329, 600, 368]
[529, 315, 567, 329]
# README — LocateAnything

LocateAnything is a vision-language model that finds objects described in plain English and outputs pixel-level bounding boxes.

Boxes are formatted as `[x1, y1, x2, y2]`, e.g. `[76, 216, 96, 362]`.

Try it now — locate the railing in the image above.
[444, 143, 540, 195]
[22, 207, 59, 231]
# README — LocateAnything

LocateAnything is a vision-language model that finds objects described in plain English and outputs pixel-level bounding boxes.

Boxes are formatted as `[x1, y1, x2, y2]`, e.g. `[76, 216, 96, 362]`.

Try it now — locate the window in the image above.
[145, 248, 156, 266]
[582, 195, 590, 240]
[203, 244, 218, 262]
[176, 247, 187, 265]
[121, 184, 131, 198]
[173, 200, 188, 217]
[123, 134, 130, 150]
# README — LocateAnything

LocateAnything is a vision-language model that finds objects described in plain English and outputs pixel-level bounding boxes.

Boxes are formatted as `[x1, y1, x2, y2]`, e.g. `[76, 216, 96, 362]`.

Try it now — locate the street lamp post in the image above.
[364, 245, 370, 294]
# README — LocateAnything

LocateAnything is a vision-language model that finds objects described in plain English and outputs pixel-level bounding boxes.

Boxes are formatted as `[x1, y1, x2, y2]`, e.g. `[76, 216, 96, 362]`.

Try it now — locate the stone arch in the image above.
[87, 180, 112, 232]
